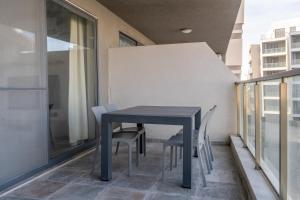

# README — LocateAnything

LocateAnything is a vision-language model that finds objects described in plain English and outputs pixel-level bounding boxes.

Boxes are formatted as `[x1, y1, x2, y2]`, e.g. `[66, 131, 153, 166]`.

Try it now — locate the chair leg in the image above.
[203, 143, 211, 174]
[161, 144, 166, 180]
[175, 146, 178, 167]
[91, 133, 100, 175]
[115, 142, 120, 155]
[204, 141, 213, 170]
[179, 146, 183, 159]
[170, 146, 173, 171]
[136, 137, 139, 167]
[198, 145, 207, 187]
[208, 136, 214, 161]
[143, 132, 146, 157]
[128, 143, 132, 176]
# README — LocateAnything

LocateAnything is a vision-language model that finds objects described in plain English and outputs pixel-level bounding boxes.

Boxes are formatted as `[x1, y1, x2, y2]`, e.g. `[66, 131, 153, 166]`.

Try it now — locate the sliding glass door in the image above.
[0, 0, 48, 188]
[46, 0, 98, 158]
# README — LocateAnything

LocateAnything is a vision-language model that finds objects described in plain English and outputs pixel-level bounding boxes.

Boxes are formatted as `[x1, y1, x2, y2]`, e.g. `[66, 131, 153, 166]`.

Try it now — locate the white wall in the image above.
[68, 0, 155, 104]
[108, 42, 238, 142]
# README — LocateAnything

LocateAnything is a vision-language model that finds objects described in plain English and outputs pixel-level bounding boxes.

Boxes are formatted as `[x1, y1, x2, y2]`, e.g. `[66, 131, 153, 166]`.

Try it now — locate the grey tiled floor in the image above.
[0, 143, 245, 200]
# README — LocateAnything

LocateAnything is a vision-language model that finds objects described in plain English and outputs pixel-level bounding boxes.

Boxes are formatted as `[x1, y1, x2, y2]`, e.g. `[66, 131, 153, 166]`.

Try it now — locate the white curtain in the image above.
[68, 15, 88, 144]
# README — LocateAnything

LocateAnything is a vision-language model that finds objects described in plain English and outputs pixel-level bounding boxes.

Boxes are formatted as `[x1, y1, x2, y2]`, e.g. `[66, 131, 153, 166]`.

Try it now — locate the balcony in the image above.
[1, 0, 297, 200]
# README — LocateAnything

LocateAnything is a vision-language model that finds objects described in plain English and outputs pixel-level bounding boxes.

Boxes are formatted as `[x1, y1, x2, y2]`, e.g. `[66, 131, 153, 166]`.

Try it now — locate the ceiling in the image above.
[96, 0, 241, 54]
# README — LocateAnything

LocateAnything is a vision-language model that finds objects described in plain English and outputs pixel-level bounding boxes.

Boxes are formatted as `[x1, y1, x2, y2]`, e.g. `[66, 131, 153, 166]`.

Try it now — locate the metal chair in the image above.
[161, 110, 212, 187]
[91, 106, 143, 176]
[104, 104, 146, 156]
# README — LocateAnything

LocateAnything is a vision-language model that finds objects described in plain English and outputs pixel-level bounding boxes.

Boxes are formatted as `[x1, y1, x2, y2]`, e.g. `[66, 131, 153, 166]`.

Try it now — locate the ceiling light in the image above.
[180, 28, 192, 34]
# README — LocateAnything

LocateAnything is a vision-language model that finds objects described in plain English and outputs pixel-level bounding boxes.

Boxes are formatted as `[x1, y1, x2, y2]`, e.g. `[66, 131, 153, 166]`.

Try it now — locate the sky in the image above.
[242, 0, 300, 79]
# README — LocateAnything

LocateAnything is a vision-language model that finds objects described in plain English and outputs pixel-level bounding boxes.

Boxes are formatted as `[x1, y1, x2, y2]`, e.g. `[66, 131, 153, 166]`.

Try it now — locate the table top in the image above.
[105, 106, 201, 118]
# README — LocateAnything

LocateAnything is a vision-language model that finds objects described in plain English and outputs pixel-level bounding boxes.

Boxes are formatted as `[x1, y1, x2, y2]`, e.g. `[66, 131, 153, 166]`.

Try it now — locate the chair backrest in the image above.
[196, 110, 211, 144]
[204, 105, 217, 138]
[104, 104, 118, 112]
[91, 106, 107, 127]
[104, 103, 122, 130]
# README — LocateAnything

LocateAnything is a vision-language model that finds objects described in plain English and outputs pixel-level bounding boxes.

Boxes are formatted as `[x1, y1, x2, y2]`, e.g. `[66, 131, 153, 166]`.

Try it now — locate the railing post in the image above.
[255, 82, 261, 169]
[243, 84, 248, 147]
[236, 84, 241, 136]
[279, 79, 288, 200]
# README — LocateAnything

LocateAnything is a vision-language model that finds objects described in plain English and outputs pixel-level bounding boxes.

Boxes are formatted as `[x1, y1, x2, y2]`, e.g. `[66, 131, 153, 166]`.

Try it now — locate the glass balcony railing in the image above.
[236, 69, 300, 200]
[263, 47, 286, 54]
[263, 62, 286, 68]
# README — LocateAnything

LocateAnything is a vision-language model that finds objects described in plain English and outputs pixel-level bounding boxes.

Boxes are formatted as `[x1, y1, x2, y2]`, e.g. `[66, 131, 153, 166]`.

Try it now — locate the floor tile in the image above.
[46, 169, 84, 183]
[9, 180, 65, 199]
[196, 182, 243, 200]
[96, 187, 145, 200]
[112, 174, 157, 191]
[146, 192, 193, 200]
[48, 183, 104, 200]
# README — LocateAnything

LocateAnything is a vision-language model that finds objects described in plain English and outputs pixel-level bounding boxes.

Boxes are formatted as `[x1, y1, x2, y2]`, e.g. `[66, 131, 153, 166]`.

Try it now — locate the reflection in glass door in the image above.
[46, 0, 98, 158]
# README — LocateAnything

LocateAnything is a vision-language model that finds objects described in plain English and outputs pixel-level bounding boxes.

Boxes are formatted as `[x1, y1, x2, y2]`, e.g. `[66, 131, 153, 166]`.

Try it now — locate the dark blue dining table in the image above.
[100, 106, 201, 189]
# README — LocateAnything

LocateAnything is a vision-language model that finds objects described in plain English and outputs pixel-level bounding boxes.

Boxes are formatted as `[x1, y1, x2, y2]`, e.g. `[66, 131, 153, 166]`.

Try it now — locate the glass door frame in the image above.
[45, 0, 99, 163]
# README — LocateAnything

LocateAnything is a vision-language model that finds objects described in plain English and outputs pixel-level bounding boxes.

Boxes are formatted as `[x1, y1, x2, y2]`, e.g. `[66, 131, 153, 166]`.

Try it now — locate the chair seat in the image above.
[120, 127, 145, 134]
[112, 131, 140, 142]
[165, 130, 203, 147]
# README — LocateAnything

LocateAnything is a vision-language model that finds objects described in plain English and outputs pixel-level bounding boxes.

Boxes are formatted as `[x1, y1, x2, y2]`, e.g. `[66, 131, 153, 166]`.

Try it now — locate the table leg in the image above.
[101, 117, 112, 181]
[194, 110, 201, 157]
[137, 123, 145, 154]
[182, 118, 193, 188]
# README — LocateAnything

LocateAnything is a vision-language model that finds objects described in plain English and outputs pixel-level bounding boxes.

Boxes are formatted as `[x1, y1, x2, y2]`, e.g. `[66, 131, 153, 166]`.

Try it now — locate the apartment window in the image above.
[119, 32, 142, 47]
[292, 84, 300, 98]
[274, 28, 285, 38]
[293, 101, 300, 114]
[264, 85, 279, 97]
[290, 26, 296, 32]
[264, 99, 279, 112]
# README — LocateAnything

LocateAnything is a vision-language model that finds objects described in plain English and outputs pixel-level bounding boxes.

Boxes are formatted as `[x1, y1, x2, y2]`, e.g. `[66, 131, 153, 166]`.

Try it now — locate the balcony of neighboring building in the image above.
[261, 40, 287, 56]
[262, 56, 287, 72]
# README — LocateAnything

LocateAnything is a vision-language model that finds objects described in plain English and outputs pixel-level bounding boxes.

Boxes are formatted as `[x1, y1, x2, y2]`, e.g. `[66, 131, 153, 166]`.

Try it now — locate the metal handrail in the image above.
[236, 68, 300, 84]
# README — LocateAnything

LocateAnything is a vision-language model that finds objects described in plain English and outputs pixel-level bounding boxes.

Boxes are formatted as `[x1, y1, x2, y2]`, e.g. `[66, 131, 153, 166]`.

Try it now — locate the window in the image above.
[290, 26, 296, 32]
[264, 85, 279, 97]
[274, 28, 285, 38]
[119, 32, 142, 47]
[264, 99, 279, 112]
